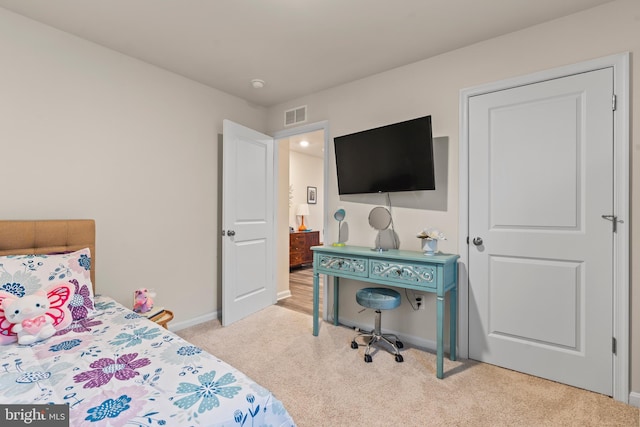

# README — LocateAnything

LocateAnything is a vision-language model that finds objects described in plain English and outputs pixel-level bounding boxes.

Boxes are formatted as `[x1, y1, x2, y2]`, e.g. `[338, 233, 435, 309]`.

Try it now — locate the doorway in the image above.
[273, 123, 328, 316]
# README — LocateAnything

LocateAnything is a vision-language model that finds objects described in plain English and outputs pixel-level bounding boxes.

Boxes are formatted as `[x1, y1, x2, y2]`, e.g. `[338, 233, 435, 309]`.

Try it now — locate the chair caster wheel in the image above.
[351, 341, 358, 349]
[395, 354, 404, 363]
[364, 354, 372, 363]
[396, 341, 404, 349]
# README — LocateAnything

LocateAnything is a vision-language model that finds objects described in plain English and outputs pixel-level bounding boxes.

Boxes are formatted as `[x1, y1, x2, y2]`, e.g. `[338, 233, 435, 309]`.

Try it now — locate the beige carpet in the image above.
[177, 305, 638, 427]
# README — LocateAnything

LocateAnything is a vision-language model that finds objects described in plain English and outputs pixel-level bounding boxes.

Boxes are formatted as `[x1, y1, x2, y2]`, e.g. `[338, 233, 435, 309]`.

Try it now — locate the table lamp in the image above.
[296, 203, 310, 231]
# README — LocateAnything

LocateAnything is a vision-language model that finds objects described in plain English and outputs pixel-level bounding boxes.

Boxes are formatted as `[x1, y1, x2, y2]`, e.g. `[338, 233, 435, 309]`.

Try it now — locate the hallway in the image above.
[277, 267, 322, 315]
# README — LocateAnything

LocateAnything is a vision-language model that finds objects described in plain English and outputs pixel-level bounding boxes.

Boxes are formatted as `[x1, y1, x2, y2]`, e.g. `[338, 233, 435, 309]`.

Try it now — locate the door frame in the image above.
[458, 53, 630, 403]
[273, 120, 330, 316]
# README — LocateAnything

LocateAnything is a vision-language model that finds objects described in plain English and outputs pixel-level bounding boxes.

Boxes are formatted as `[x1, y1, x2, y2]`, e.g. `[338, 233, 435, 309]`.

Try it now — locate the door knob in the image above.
[472, 237, 483, 246]
[227, 230, 236, 236]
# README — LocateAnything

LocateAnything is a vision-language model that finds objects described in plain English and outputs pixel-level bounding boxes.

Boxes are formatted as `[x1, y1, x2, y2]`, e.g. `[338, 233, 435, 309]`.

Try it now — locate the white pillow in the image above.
[0, 248, 96, 321]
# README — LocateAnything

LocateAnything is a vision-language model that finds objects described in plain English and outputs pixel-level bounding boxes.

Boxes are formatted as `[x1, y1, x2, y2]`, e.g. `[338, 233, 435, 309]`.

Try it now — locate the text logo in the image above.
[1, 405, 68, 426]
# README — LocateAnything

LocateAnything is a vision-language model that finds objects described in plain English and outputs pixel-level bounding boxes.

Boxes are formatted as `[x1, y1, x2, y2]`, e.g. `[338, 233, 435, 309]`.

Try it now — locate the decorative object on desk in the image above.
[296, 203, 310, 231]
[307, 186, 317, 204]
[133, 288, 156, 314]
[332, 208, 346, 246]
[369, 206, 398, 251]
[417, 228, 446, 256]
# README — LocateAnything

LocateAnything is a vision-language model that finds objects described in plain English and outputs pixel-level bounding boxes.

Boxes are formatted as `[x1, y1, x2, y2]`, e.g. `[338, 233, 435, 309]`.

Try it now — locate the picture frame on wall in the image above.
[307, 186, 317, 204]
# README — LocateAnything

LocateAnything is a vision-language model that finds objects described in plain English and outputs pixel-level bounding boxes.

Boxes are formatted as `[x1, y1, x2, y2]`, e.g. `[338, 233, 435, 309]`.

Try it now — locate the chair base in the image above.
[351, 309, 404, 363]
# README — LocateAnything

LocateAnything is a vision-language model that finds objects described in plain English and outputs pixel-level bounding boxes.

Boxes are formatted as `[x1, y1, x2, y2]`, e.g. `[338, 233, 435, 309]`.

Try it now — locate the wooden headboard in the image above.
[0, 220, 96, 291]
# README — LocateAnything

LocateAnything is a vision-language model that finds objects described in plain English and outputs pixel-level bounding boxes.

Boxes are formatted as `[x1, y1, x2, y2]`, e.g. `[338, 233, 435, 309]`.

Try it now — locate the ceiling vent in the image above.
[284, 105, 307, 126]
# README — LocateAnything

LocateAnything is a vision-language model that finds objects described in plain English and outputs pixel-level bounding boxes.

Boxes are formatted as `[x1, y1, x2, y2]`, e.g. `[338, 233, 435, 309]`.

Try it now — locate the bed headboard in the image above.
[0, 220, 96, 291]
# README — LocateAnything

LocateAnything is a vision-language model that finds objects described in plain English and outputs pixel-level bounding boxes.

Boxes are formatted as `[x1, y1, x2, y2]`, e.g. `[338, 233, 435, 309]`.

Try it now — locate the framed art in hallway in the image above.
[307, 186, 317, 204]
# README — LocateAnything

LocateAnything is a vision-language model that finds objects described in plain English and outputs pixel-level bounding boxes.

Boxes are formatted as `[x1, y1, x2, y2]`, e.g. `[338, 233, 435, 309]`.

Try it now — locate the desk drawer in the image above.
[369, 260, 437, 289]
[315, 254, 368, 278]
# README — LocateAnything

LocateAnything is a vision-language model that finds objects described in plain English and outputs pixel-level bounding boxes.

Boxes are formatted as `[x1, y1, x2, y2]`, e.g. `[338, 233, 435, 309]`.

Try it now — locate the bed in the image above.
[0, 220, 295, 427]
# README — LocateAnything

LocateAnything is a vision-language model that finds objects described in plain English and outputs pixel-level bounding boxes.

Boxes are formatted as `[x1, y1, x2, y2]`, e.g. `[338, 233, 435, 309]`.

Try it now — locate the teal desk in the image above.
[311, 245, 459, 379]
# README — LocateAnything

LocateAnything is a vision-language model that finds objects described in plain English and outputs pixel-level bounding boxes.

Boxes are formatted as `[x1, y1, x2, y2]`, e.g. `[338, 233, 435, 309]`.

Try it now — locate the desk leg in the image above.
[450, 287, 457, 361]
[333, 276, 339, 326]
[436, 295, 444, 379]
[313, 271, 319, 336]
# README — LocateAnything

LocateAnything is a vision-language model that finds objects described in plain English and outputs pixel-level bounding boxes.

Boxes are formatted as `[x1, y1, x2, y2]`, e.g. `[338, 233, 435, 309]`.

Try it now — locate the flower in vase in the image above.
[416, 228, 446, 241]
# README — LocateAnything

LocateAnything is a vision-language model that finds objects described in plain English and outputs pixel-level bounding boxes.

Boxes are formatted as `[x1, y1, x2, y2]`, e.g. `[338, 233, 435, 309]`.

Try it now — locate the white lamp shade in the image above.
[296, 203, 310, 216]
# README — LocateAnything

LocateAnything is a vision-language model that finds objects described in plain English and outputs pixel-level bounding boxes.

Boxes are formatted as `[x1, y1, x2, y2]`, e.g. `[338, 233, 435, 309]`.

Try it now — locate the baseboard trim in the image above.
[629, 391, 640, 408]
[169, 294, 292, 332]
[278, 290, 292, 301]
[169, 310, 218, 332]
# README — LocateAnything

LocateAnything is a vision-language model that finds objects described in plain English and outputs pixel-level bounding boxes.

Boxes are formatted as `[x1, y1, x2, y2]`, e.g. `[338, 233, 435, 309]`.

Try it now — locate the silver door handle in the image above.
[472, 237, 483, 246]
[601, 215, 623, 233]
[227, 230, 236, 236]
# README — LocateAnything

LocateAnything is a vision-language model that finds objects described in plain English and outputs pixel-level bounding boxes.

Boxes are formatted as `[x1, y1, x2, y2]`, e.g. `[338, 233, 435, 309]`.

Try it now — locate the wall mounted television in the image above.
[333, 115, 435, 195]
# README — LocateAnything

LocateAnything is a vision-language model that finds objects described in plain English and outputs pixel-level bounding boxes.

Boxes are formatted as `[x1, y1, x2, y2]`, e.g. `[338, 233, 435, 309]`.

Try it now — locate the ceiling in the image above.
[0, 0, 615, 108]
[287, 129, 325, 159]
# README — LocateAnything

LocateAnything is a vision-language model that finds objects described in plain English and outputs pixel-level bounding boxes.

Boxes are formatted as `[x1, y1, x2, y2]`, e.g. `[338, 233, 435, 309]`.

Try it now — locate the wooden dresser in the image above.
[290, 231, 319, 268]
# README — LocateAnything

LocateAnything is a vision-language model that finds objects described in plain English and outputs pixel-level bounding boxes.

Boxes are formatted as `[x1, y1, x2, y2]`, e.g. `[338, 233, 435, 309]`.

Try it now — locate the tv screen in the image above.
[333, 116, 435, 195]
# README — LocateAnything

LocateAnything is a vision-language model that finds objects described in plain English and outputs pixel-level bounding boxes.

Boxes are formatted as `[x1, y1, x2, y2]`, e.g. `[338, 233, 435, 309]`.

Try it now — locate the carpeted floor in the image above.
[177, 305, 639, 427]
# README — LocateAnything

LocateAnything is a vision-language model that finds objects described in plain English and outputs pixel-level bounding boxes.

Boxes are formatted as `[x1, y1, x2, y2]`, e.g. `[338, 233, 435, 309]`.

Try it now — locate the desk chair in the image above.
[351, 287, 404, 363]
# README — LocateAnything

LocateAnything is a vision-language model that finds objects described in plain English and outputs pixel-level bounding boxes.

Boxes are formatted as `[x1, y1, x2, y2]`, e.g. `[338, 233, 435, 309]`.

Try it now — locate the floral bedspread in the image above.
[0, 296, 295, 427]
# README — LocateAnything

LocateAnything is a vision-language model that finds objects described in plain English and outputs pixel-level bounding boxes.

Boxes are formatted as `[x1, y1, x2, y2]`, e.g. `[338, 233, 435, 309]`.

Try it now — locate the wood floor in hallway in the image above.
[277, 266, 322, 316]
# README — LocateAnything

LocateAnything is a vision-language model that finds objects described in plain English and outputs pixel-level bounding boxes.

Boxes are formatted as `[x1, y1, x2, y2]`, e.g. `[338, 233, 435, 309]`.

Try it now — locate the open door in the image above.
[222, 119, 275, 326]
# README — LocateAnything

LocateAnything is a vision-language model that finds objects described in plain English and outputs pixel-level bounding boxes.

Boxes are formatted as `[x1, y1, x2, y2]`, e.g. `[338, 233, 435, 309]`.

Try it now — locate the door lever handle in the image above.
[601, 215, 623, 233]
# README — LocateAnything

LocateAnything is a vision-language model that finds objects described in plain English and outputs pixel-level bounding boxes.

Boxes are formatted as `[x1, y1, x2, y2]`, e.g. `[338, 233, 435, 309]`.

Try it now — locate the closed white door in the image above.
[468, 68, 614, 395]
[222, 120, 275, 326]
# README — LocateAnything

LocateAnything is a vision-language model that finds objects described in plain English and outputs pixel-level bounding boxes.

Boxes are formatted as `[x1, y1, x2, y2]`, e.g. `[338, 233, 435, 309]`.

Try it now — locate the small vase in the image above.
[422, 238, 438, 256]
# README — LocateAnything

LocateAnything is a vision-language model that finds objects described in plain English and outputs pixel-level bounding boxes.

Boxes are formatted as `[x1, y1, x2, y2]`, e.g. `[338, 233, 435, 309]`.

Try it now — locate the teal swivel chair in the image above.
[351, 287, 404, 363]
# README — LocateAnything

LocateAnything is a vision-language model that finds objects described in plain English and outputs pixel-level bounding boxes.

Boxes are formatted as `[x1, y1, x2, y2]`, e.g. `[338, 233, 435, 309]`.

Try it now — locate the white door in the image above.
[222, 119, 275, 326]
[468, 68, 614, 395]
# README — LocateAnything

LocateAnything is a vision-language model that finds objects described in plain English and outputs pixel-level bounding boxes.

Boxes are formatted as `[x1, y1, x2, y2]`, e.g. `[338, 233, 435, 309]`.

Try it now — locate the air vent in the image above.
[284, 105, 307, 126]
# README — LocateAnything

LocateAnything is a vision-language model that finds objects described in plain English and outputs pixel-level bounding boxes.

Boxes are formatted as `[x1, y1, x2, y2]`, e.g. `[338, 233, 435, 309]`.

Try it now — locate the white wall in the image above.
[289, 150, 324, 234]
[266, 0, 640, 397]
[0, 8, 267, 326]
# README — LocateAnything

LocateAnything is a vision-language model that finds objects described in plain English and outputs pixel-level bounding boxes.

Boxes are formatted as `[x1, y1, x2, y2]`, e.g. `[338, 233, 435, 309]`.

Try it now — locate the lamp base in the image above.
[298, 216, 307, 231]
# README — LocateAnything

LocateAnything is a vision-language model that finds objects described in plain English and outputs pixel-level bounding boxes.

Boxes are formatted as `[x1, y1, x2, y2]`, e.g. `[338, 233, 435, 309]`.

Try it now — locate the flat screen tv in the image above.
[333, 115, 435, 195]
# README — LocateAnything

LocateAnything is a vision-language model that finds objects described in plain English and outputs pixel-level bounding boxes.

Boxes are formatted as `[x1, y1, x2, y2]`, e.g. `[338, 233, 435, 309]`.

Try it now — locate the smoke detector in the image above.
[250, 79, 265, 89]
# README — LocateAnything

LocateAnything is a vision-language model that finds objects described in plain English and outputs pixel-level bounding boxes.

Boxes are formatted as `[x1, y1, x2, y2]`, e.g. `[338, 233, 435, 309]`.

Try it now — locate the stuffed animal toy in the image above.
[0, 283, 74, 345]
[133, 288, 155, 314]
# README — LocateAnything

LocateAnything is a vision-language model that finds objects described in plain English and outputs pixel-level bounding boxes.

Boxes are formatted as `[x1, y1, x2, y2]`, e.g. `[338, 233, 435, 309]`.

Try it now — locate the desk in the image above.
[311, 245, 459, 379]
